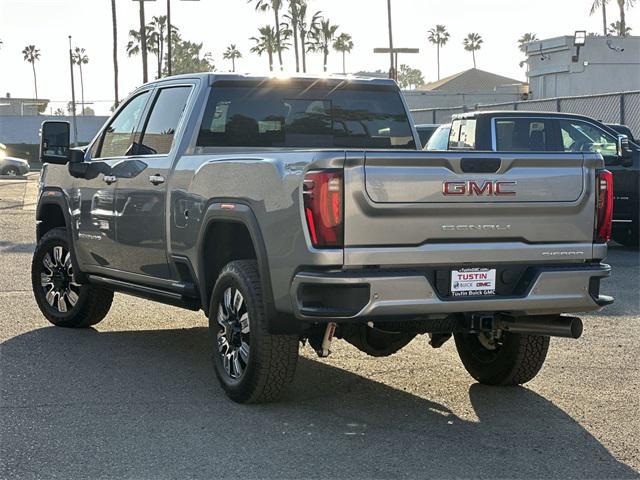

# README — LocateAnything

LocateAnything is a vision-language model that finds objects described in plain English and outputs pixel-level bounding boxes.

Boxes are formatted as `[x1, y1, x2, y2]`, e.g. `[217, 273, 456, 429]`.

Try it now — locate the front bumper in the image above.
[291, 264, 612, 321]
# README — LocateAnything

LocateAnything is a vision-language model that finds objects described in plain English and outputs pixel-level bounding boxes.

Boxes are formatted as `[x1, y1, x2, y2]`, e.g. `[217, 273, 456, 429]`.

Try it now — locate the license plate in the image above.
[450, 268, 496, 297]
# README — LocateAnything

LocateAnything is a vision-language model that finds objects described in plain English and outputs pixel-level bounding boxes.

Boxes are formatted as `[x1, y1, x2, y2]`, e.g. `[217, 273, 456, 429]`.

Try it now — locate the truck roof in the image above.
[452, 110, 604, 124]
[141, 72, 398, 88]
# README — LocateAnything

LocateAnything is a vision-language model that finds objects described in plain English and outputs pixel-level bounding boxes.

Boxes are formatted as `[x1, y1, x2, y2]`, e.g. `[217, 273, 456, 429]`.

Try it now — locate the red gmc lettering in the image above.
[443, 181, 517, 196]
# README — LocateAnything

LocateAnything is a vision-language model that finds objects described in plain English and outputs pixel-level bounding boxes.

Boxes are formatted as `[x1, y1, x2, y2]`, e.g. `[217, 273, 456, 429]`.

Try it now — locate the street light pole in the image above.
[386, 0, 395, 80]
[167, 0, 172, 76]
[68, 35, 78, 147]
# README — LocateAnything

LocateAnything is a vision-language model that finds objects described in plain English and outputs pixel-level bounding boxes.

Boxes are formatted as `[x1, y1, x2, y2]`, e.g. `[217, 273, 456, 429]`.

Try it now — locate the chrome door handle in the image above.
[103, 175, 117, 185]
[149, 174, 165, 186]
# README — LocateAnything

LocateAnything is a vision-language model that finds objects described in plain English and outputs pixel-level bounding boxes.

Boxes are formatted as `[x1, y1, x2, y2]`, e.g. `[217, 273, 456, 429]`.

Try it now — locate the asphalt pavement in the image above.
[1, 176, 639, 479]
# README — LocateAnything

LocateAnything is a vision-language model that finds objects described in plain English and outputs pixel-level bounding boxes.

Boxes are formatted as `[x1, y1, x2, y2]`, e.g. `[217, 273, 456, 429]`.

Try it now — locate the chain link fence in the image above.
[411, 91, 640, 139]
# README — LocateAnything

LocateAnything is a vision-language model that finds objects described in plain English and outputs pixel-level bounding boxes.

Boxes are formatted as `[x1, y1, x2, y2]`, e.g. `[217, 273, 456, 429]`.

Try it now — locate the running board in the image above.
[87, 275, 201, 311]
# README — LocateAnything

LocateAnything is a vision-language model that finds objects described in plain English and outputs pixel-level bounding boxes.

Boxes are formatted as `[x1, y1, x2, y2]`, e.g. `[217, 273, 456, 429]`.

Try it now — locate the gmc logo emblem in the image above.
[443, 180, 517, 196]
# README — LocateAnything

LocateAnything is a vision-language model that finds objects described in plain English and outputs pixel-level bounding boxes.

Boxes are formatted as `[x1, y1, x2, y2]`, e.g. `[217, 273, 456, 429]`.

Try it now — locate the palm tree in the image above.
[616, 0, 636, 37]
[427, 25, 449, 80]
[250, 0, 285, 70]
[126, 26, 154, 65]
[136, 0, 149, 82]
[284, 0, 302, 72]
[251, 25, 279, 71]
[590, 0, 609, 35]
[462, 33, 482, 68]
[72, 47, 89, 116]
[310, 19, 339, 72]
[148, 16, 167, 78]
[22, 45, 40, 99]
[296, 2, 321, 73]
[518, 32, 538, 52]
[111, 0, 119, 108]
[223, 44, 242, 72]
[333, 33, 353, 74]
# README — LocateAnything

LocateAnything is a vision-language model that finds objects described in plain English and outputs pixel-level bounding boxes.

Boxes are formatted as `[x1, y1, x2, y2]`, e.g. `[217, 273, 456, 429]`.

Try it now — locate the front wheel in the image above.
[2, 166, 20, 176]
[31, 227, 113, 327]
[209, 260, 299, 403]
[454, 330, 550, 386]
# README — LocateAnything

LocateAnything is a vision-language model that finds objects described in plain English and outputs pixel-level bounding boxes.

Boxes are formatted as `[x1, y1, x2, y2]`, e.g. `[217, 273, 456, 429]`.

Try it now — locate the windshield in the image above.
[425, 124, 451, 150]
[197, 81, 415, 150]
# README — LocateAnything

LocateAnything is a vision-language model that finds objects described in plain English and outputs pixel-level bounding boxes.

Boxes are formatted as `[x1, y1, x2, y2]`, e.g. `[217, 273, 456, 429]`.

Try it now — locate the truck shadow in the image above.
[1, 326, 637, 479]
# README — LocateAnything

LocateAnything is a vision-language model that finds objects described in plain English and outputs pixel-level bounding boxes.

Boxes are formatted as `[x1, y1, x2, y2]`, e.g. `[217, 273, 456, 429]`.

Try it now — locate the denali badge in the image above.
[443, 180, 517, 196]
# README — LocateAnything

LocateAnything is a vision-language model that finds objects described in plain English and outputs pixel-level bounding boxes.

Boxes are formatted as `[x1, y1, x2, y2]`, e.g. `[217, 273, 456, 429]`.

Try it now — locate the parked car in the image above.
[0, 143, 30, 176]
[33, 74, 613, 404]
[415, 123, 440, 147]
[443, 111, 639, 248]
[423, 123, 451, 150]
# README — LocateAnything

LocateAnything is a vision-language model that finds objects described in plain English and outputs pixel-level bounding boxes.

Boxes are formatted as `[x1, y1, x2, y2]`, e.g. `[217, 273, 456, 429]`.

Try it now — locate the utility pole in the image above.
[68, 36, 78, 147]
[167, 0, 172, 76]
[386, 0, 395, 80]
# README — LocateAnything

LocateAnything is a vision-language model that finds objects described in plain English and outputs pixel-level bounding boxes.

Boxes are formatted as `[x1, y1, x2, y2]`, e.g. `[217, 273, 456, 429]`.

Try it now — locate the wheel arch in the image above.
[197, 202, 276, 322]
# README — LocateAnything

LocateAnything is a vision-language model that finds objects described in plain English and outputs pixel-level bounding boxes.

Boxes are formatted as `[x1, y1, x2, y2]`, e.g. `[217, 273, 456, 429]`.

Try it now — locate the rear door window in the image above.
[138, 86, 192, 155]
[494, 118, 554, 152]
[197, 82, 415, 149]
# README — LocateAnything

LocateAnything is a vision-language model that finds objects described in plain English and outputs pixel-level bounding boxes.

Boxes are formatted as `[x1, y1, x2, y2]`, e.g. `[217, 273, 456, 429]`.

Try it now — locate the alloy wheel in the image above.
[216, 287, 250, 379]
[40, 246, 81, 313]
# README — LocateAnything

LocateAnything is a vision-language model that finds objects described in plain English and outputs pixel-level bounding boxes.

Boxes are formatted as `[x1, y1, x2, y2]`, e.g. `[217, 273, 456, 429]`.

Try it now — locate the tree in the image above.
[53, 108, 65, 116]
[165, 34, 215, 75]
[608, 20, 633, 35]
[427, 25, 449, 80]
[463, 33, 483, 68]
[72, 47, 89, 116]
[284, 0, 302, 72]
[309, 19, 339, 72]
[616, 0, 636, 36]
[148, 16, 168, 78]
[333, 32, 353, 74]
[250, 0, 285, 70]
[518, 32, 538, 52]
[251, 25, 280, 71]
[295, 1, 321, 73]
[590, 0, 609, 36]
[223, 44, 242, 72]
[397, 64, 425, 89]
[111, 0, 119, 108]
[136, 0, 149, 82]
[82, 106, 95, 116]
[22, 45, 40, 99]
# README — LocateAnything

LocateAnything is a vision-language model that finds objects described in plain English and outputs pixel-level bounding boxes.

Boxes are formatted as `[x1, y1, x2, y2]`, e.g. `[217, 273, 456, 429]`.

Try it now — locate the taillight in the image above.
[303, 170, 343, 248]
[595, 169, 613, 243]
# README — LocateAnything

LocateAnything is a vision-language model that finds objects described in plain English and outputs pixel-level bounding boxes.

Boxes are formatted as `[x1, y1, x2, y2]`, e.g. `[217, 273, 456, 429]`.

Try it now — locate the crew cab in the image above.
[444, 111, 639, 247]
[33, 74, 613, 403]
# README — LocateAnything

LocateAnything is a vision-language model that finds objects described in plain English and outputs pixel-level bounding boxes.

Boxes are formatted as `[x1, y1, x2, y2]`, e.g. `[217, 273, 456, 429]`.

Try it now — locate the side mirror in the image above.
[40, 121, 70, 164]
[617, 134, 633, 167]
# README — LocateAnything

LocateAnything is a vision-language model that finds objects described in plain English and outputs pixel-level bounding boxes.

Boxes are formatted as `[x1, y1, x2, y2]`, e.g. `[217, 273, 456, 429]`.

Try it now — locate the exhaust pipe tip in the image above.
[568, 316, 584, 339]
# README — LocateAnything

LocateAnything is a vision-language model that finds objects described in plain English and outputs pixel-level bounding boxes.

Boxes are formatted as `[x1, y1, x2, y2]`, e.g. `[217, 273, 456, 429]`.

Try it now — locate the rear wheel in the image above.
[209, 260, 299, 403]
[454, 330, 550, 386]
[2, 166, 20, 176]
[31, 227, 113, 327]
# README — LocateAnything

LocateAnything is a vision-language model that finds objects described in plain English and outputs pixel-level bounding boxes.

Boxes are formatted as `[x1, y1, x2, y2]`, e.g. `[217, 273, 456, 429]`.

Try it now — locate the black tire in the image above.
[454, 331, 550, 386]
[31, 227, 113, 328]
[2, 166, 20, 176]
[208, 260, 299, 403]
[614, 225, 639, 249]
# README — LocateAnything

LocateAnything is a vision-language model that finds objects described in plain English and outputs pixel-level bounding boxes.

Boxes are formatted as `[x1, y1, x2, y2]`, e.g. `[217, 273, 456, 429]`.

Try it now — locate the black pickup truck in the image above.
[441, 111, 639, 247]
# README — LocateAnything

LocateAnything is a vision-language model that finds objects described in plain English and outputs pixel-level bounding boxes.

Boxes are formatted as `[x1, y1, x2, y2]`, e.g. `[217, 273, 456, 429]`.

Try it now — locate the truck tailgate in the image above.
[343, 151, 598, 264]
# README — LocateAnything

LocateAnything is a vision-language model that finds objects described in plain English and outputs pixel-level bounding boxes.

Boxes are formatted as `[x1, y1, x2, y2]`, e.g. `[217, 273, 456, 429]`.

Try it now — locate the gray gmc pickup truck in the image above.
[34, 74, 613, 403]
